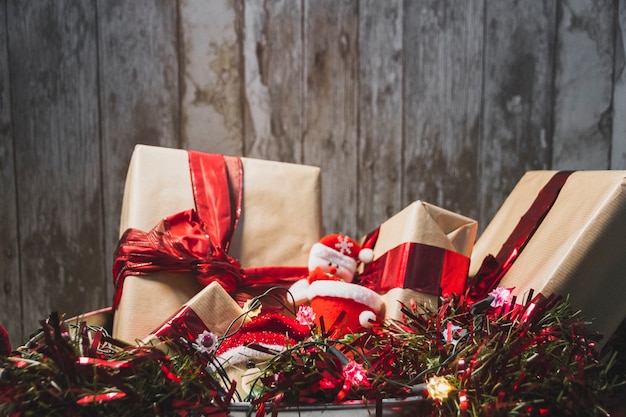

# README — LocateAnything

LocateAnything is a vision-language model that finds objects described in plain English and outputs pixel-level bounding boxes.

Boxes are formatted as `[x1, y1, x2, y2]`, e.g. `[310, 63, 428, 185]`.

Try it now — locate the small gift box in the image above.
[143, 281, 247, 353]
[359, 201, 478, 319]
[468, 170, 626, 346]
[112, 145, 323, 343]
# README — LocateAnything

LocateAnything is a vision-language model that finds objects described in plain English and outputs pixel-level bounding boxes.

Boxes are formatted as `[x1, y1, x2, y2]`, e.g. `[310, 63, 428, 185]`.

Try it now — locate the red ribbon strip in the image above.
[152, 305, 211, 342]
[188, 151, 243, 251]
[466, 171, 574, 302]
[358, 234, 469, 297]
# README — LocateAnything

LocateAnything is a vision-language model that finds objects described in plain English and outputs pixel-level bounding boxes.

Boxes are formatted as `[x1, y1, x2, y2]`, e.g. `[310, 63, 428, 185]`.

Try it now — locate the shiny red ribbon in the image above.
[466, 171, 574, 302]
[188, 151, 243, 251]
[358, 230, 469, 297]
[152, 305, 210, 342]
[112, 209, 244, 308]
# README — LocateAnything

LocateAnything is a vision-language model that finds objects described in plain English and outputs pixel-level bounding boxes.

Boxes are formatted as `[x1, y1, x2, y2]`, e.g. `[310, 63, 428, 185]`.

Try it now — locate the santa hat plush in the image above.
[216, 313, 310, 367]
[308, 280, 384, 335]
[308, 234, 374, 282]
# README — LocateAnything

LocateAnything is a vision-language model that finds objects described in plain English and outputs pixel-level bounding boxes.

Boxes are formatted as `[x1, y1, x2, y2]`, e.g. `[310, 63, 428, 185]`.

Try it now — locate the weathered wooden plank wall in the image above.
[1, 0, 624, 344]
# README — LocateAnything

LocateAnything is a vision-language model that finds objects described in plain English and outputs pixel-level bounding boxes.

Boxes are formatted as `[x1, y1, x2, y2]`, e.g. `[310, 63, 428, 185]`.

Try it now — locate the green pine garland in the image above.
[1, 293, 624, 416]
[0, 312, 230, 417]
[246, 293, 625, 416]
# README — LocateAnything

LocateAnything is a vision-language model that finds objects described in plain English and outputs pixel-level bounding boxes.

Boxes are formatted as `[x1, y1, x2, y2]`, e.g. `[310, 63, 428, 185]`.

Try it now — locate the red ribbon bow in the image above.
[112, 209, 243, 309]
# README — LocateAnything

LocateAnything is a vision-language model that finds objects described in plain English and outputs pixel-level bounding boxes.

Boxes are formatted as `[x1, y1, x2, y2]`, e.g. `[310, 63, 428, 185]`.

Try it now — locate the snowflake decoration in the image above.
[296, 305, 316, 326]
[194, 330, 218, 355]
[489, 287, 513, 308]
[335, 234, 354, 255]
[342, 360, 370, 387]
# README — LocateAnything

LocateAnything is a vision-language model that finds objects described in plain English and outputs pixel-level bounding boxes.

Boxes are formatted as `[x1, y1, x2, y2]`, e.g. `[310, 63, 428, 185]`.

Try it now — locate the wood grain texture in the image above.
[612, 0, 626, 169]
[243, 0, 303, 163]
[0, 0, 23, 342]
[303, 0, 359, 237]
[357, 0, 403, 234]
[479, 1, 556, 229]
[180, 0, 243, 156]
[552, 0, 614, 169]
[7, 0, 104, 338]
[97, 0, 180, 302]
[403, 1, 484, 226]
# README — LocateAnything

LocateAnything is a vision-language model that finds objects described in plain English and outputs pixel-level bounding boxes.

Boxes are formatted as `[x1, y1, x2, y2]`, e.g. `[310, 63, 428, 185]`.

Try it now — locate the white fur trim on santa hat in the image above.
[309, 243, 357, 273]
[217, 343, 285, 367]
[307, 280, 384, 313]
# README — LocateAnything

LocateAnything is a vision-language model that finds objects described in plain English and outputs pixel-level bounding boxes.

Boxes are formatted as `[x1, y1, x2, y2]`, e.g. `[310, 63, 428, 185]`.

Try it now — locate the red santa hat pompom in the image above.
[308, 234, 374, 282]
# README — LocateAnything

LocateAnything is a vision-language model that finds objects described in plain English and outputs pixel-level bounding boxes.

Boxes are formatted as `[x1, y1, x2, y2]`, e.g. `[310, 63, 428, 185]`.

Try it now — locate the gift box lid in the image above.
[372, 200, 477, 259]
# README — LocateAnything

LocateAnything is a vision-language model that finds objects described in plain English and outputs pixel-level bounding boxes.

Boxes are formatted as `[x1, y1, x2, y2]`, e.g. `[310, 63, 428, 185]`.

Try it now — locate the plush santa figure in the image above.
[289, 234, 383, 335]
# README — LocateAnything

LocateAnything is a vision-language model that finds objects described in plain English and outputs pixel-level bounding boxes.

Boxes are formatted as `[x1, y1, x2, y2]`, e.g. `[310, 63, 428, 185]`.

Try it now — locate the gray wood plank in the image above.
[0, 0, 23, 343]
[552, 0, 614, 169]
[7, 0, 104, 337]
[97, 0, 180, 303]
[478, 1, 556, 229]
[303, 0, 359, 237]
[243, 0, 303, 163]
[180, 0, 244, 156]
[357, 0, 403, 234]
[612, 0, 626, 169]
[403, 1, 484, 225]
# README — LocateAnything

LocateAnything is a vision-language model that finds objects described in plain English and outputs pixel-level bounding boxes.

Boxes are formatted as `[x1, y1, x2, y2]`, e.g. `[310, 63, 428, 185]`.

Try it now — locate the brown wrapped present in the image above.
[359, 201, 477, 319]
[143, 281, 248, 354]
[469, 171, 626, 346]
[112, 145, 322, 343]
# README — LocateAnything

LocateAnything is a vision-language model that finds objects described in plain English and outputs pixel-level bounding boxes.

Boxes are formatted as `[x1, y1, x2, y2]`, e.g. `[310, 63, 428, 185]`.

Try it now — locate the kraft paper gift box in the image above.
[142, 282, 248, 354]
[468, 170, 626, 346]
[359, 201, 478, 320]
[112, 144, 323, 343]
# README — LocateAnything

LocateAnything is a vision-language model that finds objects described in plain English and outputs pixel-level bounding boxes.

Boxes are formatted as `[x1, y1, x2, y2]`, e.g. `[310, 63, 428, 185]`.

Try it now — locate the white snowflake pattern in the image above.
[335, 235, 354, 255]
[194, 330, 218, 355]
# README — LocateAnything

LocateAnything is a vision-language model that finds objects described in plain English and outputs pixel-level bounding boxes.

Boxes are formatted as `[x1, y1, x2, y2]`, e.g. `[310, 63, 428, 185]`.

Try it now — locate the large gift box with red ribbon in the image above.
[359, 201, 478, 319]
[112, 144, 323, 343]
[468, 170, 626, 346]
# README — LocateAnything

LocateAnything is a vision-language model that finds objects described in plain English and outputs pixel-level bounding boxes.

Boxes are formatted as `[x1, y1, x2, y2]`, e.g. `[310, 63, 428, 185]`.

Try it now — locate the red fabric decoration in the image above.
[0, 324, 10, 356]
[112, 209, 244, 309]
